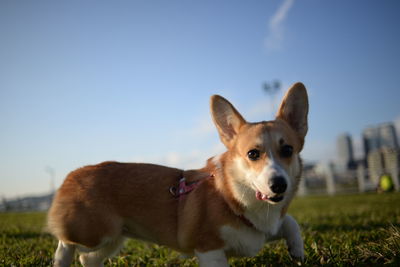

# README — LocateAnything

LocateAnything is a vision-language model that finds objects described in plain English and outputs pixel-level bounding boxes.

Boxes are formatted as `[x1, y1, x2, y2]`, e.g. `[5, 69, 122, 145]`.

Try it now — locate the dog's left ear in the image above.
[276, 82, 309, 151]
[211, 95, 246, 149]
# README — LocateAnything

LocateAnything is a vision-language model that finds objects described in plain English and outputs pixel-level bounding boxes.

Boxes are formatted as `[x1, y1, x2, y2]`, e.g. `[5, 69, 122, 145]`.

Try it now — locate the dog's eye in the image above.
[247, 149, 260, 161]
[280, 145, 293, 158]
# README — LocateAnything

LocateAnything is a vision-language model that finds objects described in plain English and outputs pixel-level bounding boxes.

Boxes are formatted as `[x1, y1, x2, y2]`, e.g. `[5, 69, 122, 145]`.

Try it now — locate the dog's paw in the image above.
[289, 245, 304, 262]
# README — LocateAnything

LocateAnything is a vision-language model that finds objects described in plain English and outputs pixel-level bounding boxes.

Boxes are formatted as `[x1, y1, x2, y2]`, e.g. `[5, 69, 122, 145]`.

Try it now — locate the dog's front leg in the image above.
[277, 214, 304, 260]
[195, 249, 229, 267]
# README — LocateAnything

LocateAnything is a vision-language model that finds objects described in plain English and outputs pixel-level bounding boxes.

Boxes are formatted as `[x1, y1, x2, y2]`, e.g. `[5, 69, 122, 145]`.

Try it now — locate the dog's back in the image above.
[48, 161, 183, 249]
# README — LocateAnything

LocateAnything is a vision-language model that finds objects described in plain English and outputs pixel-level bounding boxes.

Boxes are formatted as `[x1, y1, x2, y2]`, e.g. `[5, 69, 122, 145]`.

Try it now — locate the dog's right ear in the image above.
[276, 82, 309, 151]
[210, 95, 246, 149]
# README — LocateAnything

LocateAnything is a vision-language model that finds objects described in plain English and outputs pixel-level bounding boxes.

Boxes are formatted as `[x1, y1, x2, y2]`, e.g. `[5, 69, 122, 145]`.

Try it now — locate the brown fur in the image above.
[48, 82, 309, 261]
[48, 159, 251, 253]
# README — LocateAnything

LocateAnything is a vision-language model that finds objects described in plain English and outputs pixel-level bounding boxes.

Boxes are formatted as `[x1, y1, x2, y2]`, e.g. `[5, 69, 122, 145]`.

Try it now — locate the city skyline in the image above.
[336, 122, 399, 169]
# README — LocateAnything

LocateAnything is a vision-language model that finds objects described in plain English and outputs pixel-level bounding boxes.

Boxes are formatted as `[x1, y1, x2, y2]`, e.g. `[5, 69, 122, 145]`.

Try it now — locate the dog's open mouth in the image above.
[255, 191, 284, 203]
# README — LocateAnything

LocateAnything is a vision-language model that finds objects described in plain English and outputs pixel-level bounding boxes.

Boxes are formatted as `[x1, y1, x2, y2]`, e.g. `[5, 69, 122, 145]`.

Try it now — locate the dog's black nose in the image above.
[269, 176, 287, 194]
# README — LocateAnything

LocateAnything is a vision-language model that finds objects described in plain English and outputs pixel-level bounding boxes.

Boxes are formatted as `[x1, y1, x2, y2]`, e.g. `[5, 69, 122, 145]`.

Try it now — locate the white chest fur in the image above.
[219, 200, 285, 257]
[220, 225, 265, 257]
[244, 204, 283, 238]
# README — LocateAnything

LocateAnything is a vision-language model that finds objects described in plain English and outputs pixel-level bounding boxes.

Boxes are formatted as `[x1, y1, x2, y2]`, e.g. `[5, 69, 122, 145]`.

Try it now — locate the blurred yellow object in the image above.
[380, 174, 394, 192]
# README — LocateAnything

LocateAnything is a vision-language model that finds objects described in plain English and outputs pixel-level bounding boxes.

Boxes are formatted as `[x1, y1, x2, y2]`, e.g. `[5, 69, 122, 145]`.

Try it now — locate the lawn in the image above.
[1, 193, 399, 266]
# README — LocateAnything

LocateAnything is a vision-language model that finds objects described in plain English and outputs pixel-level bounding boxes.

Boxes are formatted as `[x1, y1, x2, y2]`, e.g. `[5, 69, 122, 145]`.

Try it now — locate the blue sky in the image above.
[1, 0, 400, 198]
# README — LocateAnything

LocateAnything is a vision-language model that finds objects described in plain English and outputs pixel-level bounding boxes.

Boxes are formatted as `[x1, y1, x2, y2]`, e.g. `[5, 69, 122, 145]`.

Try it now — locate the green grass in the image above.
[1, 193, 400, 266]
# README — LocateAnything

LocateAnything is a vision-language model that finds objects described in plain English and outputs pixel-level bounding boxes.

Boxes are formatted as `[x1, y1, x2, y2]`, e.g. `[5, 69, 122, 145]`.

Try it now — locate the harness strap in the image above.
[169, 174, 255, 230]
[177, 178, 199, 196]
[169, 175, 213, 199]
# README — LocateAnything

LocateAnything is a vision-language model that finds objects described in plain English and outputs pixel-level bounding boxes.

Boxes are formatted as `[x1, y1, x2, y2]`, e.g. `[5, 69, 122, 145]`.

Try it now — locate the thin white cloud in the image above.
[265, 0, 295, 51]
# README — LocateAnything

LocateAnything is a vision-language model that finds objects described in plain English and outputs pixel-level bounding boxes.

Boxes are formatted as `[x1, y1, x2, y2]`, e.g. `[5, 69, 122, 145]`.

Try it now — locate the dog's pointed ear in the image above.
[211, 95, 246, 149]
[276, 82, 309, 151]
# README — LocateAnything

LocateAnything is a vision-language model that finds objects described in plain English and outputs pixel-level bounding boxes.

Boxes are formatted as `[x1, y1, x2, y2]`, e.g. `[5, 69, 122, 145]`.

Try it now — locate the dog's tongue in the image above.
[256, 191, 269, 201]
[256, 191, 284, 202]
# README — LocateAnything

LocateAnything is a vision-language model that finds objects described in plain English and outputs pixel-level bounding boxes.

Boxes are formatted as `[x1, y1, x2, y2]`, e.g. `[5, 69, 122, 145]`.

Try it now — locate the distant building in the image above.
[367, 150, 384, 185]
[382, 148, 400, 190]
[367, 147, 400, 190]
[363, 127, 380, 157]
[380, 123, 399, 149]
[0, 194, 53, 212]
[363, 123, 399, 163]
[337, 133, 355, 171]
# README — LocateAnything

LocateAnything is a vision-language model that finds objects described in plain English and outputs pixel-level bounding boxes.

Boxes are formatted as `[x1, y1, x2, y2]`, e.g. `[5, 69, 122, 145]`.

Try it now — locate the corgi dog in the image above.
[48, 82, 308, 267]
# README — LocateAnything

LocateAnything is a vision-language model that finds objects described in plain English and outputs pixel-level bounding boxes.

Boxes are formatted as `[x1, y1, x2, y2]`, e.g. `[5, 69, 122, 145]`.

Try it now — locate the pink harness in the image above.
[169, 174, 255, 229]
[169, 175, 213, 200]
